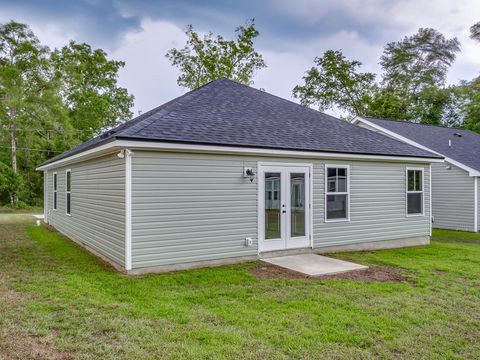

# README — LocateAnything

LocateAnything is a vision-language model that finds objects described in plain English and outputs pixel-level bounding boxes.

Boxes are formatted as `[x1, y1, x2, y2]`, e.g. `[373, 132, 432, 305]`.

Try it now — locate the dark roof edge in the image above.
[37, 136, 443, 170]
[115, 136, 443, 159]
[37, 80, 220, 168]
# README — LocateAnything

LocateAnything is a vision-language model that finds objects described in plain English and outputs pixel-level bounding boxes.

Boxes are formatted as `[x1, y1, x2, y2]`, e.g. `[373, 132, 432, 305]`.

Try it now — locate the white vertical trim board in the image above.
[309, 165, 314, 248]
[474, 177, 478, 233]
[125, 149, 133, 271]
[43, 171, 48, 223]
[429, 164, 432, 236]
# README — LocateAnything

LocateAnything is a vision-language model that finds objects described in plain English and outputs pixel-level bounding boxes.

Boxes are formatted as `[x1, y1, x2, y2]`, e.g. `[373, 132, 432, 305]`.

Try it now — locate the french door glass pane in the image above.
[265, 172, 281, 239]
[290, 173, 305, 237]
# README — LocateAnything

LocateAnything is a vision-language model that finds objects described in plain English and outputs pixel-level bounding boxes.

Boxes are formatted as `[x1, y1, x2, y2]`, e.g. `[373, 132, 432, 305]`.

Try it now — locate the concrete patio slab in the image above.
[262, 253, 368, 276]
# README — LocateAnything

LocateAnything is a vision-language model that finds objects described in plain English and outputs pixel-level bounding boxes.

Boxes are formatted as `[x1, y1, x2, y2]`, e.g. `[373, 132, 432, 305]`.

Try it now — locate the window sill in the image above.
[406, 213, 424, 217]
[325, 218, 350, 223]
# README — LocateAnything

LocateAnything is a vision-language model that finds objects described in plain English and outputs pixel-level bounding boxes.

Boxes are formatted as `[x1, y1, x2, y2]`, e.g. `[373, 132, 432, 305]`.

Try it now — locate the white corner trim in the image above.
[429, 164, 432, 236]
[354, 117, 480, 177]
[125, 149, 133, 271]
[474, 177, 478, 233]
[43, 171, 48, 224]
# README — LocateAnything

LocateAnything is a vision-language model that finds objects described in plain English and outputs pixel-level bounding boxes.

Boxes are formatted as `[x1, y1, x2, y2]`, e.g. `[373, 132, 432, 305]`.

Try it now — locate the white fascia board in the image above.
[116, 140, 443, 163]
[354, 117, 480, 176]
[36, 138, 443, 171]
[36, 140, 119, 171]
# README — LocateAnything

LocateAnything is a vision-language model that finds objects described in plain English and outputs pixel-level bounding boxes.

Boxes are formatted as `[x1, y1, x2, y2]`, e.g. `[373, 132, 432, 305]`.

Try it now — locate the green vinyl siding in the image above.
[45, 154, 126, 266]
[431, 161, 476, 232]
[131, 150, 431, 269]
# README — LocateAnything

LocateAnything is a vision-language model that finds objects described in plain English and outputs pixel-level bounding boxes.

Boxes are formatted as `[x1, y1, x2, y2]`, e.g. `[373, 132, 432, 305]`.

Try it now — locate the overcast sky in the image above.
[1, 0, 479, 118]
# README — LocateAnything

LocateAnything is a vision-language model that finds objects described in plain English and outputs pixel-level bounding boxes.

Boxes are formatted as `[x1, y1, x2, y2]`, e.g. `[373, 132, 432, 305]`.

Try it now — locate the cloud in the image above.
[0, 0, 140, 48]
[0, 0, 479, 117]
[110, 19, 186, 115]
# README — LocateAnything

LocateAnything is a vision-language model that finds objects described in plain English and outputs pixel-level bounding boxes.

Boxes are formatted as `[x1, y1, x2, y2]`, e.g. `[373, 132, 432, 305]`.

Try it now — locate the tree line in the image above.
[0, 21, 134, 207]
[1, 19, 479, 207]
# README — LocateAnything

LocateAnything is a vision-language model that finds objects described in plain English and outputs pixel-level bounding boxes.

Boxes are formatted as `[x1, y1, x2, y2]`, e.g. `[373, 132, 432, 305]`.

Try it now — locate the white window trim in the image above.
[53, 172, 58, 211]
[65, 169, 72, 216]
[406, 167, 425, 217]
[325, 164, 350, 222]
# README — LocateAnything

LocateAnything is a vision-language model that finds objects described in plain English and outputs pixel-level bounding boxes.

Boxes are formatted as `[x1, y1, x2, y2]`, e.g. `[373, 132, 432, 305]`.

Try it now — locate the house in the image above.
[36, 78, 442, 274]
[352, 116, 480, 232]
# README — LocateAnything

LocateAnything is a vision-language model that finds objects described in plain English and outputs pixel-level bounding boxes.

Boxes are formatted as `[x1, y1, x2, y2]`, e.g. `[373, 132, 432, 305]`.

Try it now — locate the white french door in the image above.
[258, 164, 311, 252]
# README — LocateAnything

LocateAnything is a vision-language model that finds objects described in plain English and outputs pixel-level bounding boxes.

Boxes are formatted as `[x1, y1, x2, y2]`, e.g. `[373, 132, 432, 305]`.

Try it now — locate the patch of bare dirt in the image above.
[250, 262, 408, 282]
[0, 282, 73, 360]
[0, 332, 73, 360]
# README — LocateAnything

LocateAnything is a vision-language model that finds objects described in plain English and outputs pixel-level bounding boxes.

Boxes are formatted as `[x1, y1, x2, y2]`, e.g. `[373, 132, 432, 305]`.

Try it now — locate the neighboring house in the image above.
[36, 78, 442, 274]
[353, 116, 480, 233]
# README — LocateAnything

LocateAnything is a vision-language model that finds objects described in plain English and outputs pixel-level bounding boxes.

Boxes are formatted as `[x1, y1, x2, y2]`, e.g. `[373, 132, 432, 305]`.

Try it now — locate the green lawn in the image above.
[1, 216, 480, 359]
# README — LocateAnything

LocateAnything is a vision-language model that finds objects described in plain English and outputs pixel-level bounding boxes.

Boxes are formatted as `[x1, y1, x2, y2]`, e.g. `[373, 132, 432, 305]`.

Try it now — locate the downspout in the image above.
[474, 177, 478, 233]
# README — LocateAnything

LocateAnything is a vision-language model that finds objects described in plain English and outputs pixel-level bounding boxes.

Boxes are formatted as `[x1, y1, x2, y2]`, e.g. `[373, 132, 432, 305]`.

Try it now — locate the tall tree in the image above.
[166, 19, 266, 89]
[470, 21, 480, 42]
[0, 21, 73, 205]
[377, 28, 460, 124]
[0, 21, 135, 207]
[292, 50, 376, 117]
[52, 41, 134, 141]
[293, 28, 461, 124]
[447, 79, 480, 132]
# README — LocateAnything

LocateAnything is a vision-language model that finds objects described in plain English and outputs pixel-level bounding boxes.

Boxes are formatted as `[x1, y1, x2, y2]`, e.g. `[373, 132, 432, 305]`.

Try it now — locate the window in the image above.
[66, 170, 71, 216]
[325, 165, 349, 221]
[406, 168, 423, 215]
[53, 172, 57, 210]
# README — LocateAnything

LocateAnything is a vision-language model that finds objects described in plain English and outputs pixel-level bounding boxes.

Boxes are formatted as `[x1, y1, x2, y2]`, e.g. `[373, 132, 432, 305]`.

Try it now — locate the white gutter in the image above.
[353, 117, 480, 177]
[36, 140, 118, 171]
[35, 139, 443, 171]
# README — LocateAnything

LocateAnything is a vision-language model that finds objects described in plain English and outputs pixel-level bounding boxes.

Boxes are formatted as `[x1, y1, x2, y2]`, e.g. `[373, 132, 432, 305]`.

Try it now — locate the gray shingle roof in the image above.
[364, 117, 480, 172]
[40, 78, 440, 167]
